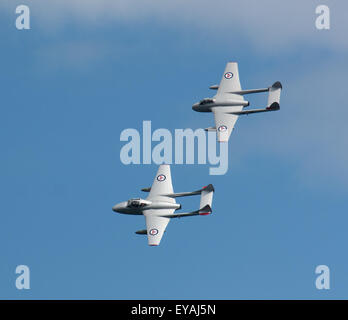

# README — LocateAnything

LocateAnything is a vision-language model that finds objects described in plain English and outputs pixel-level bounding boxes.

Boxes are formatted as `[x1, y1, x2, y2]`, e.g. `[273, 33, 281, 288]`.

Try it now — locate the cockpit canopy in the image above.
[127, 198, 146, 208]
[199, 98, 215, 105]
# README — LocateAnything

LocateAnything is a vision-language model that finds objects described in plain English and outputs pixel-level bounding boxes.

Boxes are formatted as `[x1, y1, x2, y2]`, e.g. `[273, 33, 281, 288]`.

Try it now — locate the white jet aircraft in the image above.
[192, 62, 282, 142]
[112, 165, 214, 246]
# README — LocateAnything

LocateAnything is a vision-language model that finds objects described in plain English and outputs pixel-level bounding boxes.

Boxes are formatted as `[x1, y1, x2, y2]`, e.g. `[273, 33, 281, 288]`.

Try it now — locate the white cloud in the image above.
[33, 41, 117, 71]
[3, 0, 347, 52]
[237, 59, 348, 191]
[3, 0, 347, 190]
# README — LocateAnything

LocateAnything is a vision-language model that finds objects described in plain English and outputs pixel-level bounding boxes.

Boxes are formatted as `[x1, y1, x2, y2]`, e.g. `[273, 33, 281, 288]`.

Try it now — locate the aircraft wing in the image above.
[212, 62, 245, 142]
[215, 62, 242, 99]
[144, 210, 174, 246]
[213, 106, 243, 142]
[147, 164, 175, 203]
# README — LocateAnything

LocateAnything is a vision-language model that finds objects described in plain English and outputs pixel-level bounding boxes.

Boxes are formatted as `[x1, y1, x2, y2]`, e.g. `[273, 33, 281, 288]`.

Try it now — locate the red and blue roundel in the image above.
[149, 228, 159, 236]
[157, 174, 166, 182]
[224, 72, 233, 79]
[218, 125, 227, 132]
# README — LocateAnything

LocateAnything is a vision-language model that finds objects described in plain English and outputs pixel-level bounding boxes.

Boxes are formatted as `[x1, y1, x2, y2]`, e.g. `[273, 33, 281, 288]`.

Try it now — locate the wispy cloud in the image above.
[3, 0, 347, 190]
[237, 58, 348, 191]
[3, 0, 348, 52]
[34, 41, 117, 72]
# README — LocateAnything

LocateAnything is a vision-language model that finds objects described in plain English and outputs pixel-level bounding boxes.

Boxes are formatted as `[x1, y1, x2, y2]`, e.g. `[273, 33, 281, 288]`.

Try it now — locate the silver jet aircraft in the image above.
[192, 62, 282, 142]
[112, 165, 214, 246]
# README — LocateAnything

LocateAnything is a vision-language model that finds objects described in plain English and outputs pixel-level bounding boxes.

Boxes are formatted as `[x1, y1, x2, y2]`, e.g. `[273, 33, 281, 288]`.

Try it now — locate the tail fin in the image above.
[198, 204, 212, 216]
[267, 81, 282, 107]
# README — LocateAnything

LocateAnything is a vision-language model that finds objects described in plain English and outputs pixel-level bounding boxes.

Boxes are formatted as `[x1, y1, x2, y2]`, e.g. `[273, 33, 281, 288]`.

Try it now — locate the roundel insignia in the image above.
[149, 228, 159, 236]
[156, 174, 166, 182]
[224, 72, 233, 79]
[218, 125, 227, 132]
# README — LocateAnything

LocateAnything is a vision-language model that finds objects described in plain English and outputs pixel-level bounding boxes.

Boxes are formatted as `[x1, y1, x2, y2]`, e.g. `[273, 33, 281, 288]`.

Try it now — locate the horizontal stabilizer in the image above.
[141, 187, 151, 192]
[204, 127, 217, 132]
[200, 184, 214, 209]
[209, 84, 219, 90]
[268, 81, 282, 107]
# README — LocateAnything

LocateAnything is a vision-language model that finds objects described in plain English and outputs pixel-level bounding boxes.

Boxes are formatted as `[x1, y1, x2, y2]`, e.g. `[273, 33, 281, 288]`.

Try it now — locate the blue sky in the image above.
[1, 0, 347, 299]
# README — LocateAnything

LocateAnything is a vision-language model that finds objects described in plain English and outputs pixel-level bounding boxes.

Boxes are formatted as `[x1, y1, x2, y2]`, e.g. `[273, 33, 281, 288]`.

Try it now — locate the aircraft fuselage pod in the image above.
[112, 198, 181, 215]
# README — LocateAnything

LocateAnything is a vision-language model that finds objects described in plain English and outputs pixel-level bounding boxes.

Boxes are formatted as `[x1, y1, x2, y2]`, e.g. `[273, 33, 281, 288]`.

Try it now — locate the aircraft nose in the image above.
[112, 203, 121, 212]
[192, 103, 199, 111]
[113, 201, 128, 213]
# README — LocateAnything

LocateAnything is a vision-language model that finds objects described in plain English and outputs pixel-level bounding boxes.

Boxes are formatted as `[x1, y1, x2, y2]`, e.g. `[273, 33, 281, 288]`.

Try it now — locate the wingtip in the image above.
[272, 81, 282, 89]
